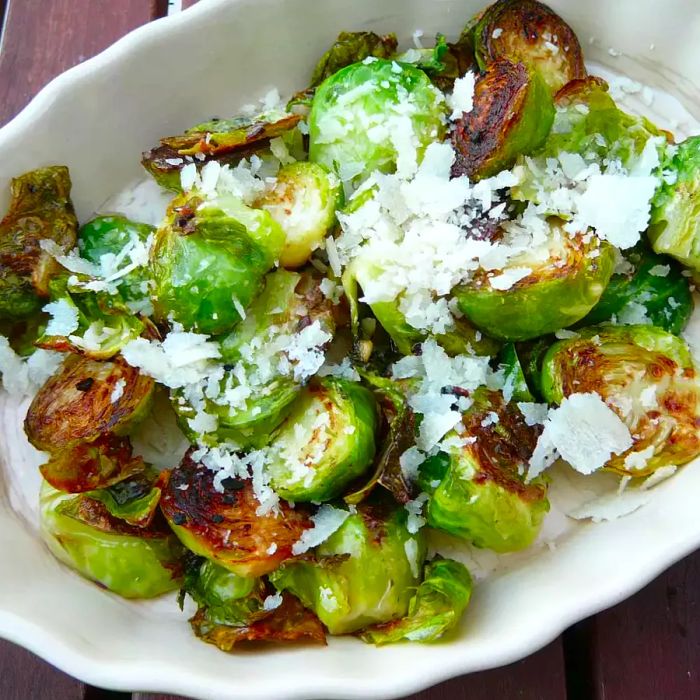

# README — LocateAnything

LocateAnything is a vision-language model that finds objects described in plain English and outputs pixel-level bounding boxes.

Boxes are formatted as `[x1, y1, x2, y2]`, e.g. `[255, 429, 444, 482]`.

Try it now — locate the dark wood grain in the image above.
[0, 640, 84, 700]
[0, 0, 162, 126]
[583, 550, 700, 700]
[134, 640, 566, 700]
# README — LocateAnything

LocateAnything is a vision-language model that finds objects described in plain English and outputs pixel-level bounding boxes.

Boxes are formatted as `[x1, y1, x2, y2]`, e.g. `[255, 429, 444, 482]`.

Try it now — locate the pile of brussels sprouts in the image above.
[1, 0, 700, 651]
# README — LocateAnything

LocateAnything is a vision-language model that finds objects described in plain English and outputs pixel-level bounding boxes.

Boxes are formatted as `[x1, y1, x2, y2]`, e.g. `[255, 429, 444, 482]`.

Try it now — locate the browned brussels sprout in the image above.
[190, 592, 326, 650]
[418, 388, 549, 552]
[160, 451, 311, 577]
[0, 166, 77, 319]
[311, 31, 398, 87]
[24, 354, 154, 451]
[472, 0, 586, 93]
[541, 326, 700, 476]
[142, 112, 301, 191]
[39, 434, 146, 494]
[453, 223, 615, 341]
[451, 58, 554, 181]
[41, 481, 183, 599]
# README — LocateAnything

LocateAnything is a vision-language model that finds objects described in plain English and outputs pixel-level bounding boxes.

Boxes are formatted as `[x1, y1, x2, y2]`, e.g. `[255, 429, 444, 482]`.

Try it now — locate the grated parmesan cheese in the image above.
[292, 504, 350, 555]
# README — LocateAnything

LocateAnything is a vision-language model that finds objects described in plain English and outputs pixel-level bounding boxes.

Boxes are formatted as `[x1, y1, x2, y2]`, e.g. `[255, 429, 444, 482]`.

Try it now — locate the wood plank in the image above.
[578, 550, 700, 700]
[0, 0, 162, 126]
[0, 639, 84, 700]
[135, 639, 567, 700]
[181, 1, 200, 9]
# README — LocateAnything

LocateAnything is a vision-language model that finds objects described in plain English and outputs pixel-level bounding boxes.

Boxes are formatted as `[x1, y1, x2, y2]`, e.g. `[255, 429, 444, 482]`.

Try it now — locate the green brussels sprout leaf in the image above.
[359, 557, 473, 644]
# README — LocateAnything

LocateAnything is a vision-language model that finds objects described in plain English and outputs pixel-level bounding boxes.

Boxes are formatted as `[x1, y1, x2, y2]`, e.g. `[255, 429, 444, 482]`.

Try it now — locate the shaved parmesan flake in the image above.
[292, 505, 350, 555]
[0, 337, 64, 398]
[568, 489, 650, 522]
[529, 393, 633, 479]
[121, 328, 221, 388]
[263, 593, 284, 611]
[447, 73, 475, 120]
[43, 299, 79, 337]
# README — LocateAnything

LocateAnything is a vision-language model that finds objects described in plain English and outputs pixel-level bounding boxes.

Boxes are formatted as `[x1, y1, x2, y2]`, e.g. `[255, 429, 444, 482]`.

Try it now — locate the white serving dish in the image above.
[1, 1, 700, 698]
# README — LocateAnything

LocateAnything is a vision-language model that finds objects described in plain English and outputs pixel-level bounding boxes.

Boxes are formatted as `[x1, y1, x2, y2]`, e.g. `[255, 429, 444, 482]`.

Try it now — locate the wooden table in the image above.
[0, 1, 698, 698]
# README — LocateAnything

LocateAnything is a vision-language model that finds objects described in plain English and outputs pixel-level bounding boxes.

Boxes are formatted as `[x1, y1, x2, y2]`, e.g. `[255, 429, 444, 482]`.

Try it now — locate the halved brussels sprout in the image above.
[345, 258, 501, 357]
[451, 59, 554, 181]
[649, 136, 700, 273]
[514, 335, 554, 400]
[87, 469, 166, 527]
[309, 59, 446, 187]
[172, 270, 335, 448]
[142, 112, 302, 191]
[40, 433, 146, 494]
[78, 215, 155, 304]
[183, 557, 268, 627]
[35, 284, 146, 361]
[454, 222, 615, 341]
[40, 480, 183, 598]
[181, 557, 326, 648]
[151, 192, 284, 335]
[523, 76, 666, 177]
[419, 388, 549, 552]
[359, 557, 473, 644]
[270, 503, 427, 635]
[160, 451, 311, 577]
[344, 373, 416, 505]
[255, 162, 343, 268]
[25, 354, 154, 451]
[472, 0, 586, 93]
[0, 166, 78, 319]
[581, 243, 694, 334]
[540, 325, 700, 476]
[311, 31, 398, 88]
[266, 377, 378, 502]
[499, 342, 536, 402]
[190, 592, 326, 650]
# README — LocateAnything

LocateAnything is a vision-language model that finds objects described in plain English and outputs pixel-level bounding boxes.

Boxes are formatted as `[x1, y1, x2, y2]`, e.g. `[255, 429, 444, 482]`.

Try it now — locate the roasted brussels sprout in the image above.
[311, 31, 398, 87]
[540, 325, 700, 476]
[309, 59, 446, 187]
[0, 166, 77, 320]
[255, 162, 343, 268]
[181, 557, 326, 648]
[266, 377, 378, 502]
[520, 76, 666, 180]
[161, 451, 311, 577]
[451, 58, 554, 180]
[40, 481, 183, 598]
[359, 557, 473, 644]
[78, 215, 155, 304]
[649, 136, 700, 273]
[345, 257, 501, 357]
[191, 591, 326, 650]
[472, 0, 586, 93]
[39, 433, 146, 494]
[151, 192, 284, 335]
[183, 557, 268, 626]
[581, 243, 694, 334]
[269, 503, 427, 635]
[344, 373, 416, 505]
[173, 269, 335, 448]
[142, 112, 302, 191]
[419, 388, 549, 552]
[25, 354, 154, 451]
[36, 283, 146, 360]
[454, 222, 615, 341]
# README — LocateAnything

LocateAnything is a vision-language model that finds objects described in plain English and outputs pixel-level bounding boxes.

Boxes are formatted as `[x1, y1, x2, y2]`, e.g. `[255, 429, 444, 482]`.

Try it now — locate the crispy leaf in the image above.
[190, 593, 326, 650]
[310, 31, 398, 88]
[40, 433, 146, 494]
